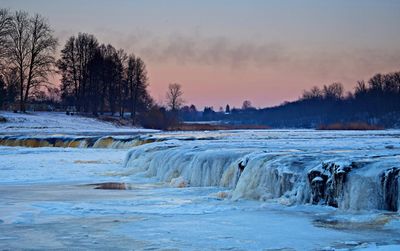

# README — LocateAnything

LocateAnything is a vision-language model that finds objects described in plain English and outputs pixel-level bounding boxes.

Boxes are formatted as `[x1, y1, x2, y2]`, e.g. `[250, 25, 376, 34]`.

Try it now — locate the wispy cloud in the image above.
[137, 33, 287, 69]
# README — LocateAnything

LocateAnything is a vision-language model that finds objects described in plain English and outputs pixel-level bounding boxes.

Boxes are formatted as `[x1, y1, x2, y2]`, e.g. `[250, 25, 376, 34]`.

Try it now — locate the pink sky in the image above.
[3, 0, 400, 109]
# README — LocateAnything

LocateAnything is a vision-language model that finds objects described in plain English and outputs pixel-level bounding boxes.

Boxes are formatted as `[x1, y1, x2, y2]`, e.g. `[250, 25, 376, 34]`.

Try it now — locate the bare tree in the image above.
[323, 82, 344, 100]
[57, 36, 79, 107]
[116, 48, 127, 117]
[302, 86, 322, 100]
[0, 9, 11, 73]
[76, 33, 97, 112]
[102, 44, 117, 115]
[126, 55, 148, 124]
[24, 14, 58, 110]
[166, 83, 183, 112]
[7, 11, 57, 111]
[7, 11, 30, 111]
[354, 80, 367, 96]
[126, 54, 136, 119]
[57, 33, 98, 112]
[225, 104, 230, 114]
[0, 9, 10, 44]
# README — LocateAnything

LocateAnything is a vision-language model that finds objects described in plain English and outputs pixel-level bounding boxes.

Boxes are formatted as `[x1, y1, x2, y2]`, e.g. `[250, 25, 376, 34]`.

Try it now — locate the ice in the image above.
[357, 244, 400, 250]
[123, 140, 252, 187]
[123, 130, 400, 212]
[1, 129, 400, 249]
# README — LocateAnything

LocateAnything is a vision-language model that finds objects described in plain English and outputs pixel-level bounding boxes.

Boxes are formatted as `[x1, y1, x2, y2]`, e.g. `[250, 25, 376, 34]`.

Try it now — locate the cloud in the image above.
[292, 48, 400, 83]
[134, 33, 400, 79]
[124, 32, 288, 69]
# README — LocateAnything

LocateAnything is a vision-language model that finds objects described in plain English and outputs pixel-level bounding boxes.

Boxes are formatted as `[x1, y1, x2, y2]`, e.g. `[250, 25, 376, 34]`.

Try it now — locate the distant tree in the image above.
[85, 45, 129, 117]
[95, 44, 107, 114]
[180, 104, 199, 121]
[46, 86, 60, 103]
[190, 104, 197, 113]
[140, 105, 175, 130]
[354, 80, 367, 96]
[225, 104, 230, 114]
[34, 89, 47, 102]
[126, 55, 149, 124]
[368, 73, 384, 92]
[101, 44, 123, 116]
[57, 33, 98, 112]
[323, 82, 344, 100]
[57, 36, 80, 107]
[132, 57, 149, 122]
[7, 11, 57, 112]
[302, 86, 322, 100]
[125, 55, 136, 117]
[180, 105, 190, 112]
[242, 100, 252, 110]
[166, 83, 184, 112]
[203, 106, 215, 120]
[116, 49, 127, 117]
[87, 47, 105, 115]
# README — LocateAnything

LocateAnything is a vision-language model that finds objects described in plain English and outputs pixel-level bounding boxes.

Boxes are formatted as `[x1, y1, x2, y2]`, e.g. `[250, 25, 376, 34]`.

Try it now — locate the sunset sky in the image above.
[2, 0, 400, 109]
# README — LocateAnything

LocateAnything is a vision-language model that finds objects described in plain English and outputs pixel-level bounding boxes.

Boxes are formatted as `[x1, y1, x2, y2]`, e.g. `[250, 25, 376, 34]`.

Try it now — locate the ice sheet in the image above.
[1, 127, 400, 249]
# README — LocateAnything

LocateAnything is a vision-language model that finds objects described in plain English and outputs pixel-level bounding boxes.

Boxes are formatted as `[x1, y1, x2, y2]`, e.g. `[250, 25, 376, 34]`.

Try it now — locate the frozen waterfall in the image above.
[124, 137, 400, 212]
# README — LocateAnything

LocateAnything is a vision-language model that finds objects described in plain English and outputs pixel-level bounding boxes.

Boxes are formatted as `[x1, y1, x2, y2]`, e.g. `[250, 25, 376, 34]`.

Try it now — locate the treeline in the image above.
[181, 71, 400, 128]
[0, 8, 179, 129]
[261, 71, 400, 128]
[57, 33, 152, 124]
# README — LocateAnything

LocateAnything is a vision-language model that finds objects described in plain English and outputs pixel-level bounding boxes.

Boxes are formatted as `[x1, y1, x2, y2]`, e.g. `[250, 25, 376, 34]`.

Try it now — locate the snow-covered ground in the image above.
[0, 111, 157, 135]
[1, 125, 400, 249]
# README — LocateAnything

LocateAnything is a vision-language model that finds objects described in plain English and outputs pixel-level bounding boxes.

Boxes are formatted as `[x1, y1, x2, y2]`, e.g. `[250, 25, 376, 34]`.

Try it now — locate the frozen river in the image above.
[1, 128, 400, 250]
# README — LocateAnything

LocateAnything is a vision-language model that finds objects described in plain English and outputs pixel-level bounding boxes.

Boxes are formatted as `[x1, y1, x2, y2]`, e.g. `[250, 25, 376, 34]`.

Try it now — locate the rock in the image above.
[308, 163, 353, 207]
[308, 169, 328, 204]
[92, 182, 127, 190]
[170, 177, 188, 188]
[380, 167, 399, 211]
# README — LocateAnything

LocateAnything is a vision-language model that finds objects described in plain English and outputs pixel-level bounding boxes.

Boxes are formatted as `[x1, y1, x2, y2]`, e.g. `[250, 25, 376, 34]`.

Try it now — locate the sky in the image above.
[1, 0, 400, 109]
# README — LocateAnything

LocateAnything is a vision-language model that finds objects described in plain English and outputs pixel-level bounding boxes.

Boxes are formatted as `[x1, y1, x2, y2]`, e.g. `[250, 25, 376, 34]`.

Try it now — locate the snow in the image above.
[0, 146, 128, 184]
[0, 111, 157, 135]
[1, 127, 400, 249]
[313, 176, 324, 182]
[357, 244, 400, 250]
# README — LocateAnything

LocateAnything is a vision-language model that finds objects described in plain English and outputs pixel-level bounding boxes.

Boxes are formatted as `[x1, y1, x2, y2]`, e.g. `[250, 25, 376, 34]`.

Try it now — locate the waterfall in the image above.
[124, 140, 400, 212]
[0, 135, 160, 149]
